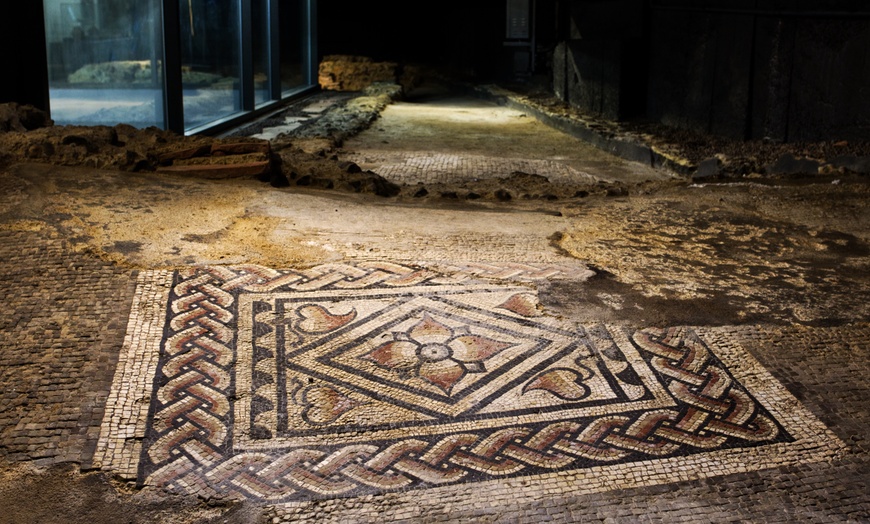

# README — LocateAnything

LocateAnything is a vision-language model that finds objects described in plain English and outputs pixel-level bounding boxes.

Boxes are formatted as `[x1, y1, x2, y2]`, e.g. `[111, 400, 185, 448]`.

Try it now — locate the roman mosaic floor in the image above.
[94, 262, 845, 517]
[3, 92, 869, 522]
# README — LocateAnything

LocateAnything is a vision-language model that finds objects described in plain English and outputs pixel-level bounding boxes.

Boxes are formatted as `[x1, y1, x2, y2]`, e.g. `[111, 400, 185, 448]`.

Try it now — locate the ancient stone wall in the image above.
[318, 56, 398, 92]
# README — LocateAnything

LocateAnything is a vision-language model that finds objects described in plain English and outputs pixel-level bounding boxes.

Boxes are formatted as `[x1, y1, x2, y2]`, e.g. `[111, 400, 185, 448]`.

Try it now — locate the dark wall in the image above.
[647, 3, 756, 138]
[549, 0, 870, 142]
[778, 16, 870, 141]
[647, 1, 870, 142]
[552, 0, 648, 120]
[317, 0, 506, 79]
[0, 3, 50, 110]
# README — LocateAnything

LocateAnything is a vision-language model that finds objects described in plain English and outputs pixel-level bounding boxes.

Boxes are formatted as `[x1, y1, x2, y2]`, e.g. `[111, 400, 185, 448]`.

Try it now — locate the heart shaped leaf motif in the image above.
[523, 367, 592, 401]
[297, 304, 357, 334]
[300, 385, 360, 426]
[497, 293, 541, 317]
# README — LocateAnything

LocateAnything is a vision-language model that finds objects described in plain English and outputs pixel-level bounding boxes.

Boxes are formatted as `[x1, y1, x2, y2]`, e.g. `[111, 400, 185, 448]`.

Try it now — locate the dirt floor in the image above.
[339, 85, 666, 185]
[2, 161, 866, 328]
[0, 83, 869, 522]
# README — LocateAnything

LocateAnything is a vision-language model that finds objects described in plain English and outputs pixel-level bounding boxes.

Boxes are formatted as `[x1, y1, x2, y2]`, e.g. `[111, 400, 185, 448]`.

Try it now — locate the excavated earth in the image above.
[0, 84, 869, 523]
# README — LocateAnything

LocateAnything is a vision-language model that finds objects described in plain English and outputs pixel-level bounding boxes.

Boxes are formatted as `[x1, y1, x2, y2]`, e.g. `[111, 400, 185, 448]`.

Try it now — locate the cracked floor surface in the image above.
[1, 87, 869, 523]
[339, 86, 669, 187]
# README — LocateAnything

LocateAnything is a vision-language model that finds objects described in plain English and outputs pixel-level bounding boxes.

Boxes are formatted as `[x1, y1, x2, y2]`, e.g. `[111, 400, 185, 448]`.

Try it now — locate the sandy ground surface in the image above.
[2, 162, 866, 327]
[0, 85, 869, 522]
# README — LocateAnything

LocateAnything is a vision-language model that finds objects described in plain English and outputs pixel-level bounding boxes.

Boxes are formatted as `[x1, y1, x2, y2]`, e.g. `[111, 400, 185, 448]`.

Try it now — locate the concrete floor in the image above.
[0, 88, 869, 523]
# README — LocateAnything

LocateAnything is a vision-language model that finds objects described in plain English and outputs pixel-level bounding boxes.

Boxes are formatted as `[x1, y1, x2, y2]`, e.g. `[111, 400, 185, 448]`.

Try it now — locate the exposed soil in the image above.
[0, 462, 259, 524]
[549, 181, 870, 326]
[6, 78, 865, 207]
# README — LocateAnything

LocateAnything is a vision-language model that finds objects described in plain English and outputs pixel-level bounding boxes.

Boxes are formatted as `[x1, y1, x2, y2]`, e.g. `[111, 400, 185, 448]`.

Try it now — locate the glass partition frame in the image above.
[42, 0, 167, 128]
[43, 0, 317, 134]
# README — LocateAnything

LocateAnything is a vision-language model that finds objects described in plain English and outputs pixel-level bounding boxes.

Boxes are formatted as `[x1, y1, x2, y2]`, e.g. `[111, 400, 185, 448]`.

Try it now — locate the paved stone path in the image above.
[0, 228, 134, 468]
[339, 90, 667, 186]
[340, 151, 598, 186]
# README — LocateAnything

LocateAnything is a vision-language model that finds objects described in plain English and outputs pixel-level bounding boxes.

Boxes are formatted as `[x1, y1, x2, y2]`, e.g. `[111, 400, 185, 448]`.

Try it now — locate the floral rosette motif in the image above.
[363, 313, 514, 395]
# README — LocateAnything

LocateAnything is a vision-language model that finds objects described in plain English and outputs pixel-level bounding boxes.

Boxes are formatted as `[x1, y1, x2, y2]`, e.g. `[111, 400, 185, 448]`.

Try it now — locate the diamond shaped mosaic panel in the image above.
[235, 286, 673, 450]
[95, 263, 845, 505]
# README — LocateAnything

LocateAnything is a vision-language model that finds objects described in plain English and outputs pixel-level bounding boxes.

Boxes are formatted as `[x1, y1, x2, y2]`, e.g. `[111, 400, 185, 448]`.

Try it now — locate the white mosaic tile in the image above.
[99, 263, 846, 503]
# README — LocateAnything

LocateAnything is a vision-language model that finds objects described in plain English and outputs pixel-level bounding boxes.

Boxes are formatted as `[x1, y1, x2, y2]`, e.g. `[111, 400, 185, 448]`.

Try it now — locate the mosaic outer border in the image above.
[99, 264, 845, 505]
[94, 270, 174, 477]
[268, 324, 846, 516]
[96, 262, 584, 480]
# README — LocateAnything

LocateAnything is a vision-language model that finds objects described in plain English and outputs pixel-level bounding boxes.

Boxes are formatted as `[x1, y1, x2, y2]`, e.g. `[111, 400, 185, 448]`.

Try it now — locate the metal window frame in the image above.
[306, 0, 318, 86]
[240, 0, 255, 112]
[40, 0, 314, 134]
[278, 0, 318, 97]
[162, 0, 185, 133]
[269, 0, 282, 101]
[159, 0, 317, 135]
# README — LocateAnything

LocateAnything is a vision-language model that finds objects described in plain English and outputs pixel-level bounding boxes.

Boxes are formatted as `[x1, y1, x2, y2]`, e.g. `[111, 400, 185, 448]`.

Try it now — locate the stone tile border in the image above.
[96, 263, 845, 505]
[93, 270, 174, 478]
[95, 262, 585, 481]
[269, 324, 846, 516]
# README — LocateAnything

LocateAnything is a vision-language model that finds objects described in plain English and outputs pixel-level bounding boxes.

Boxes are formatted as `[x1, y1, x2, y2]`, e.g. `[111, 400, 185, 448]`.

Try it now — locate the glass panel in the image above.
[252, 0, 271, 105]
[180, 0, 241, 129]
[43, 0, 165, 128]
[279, 0, 307, 93]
